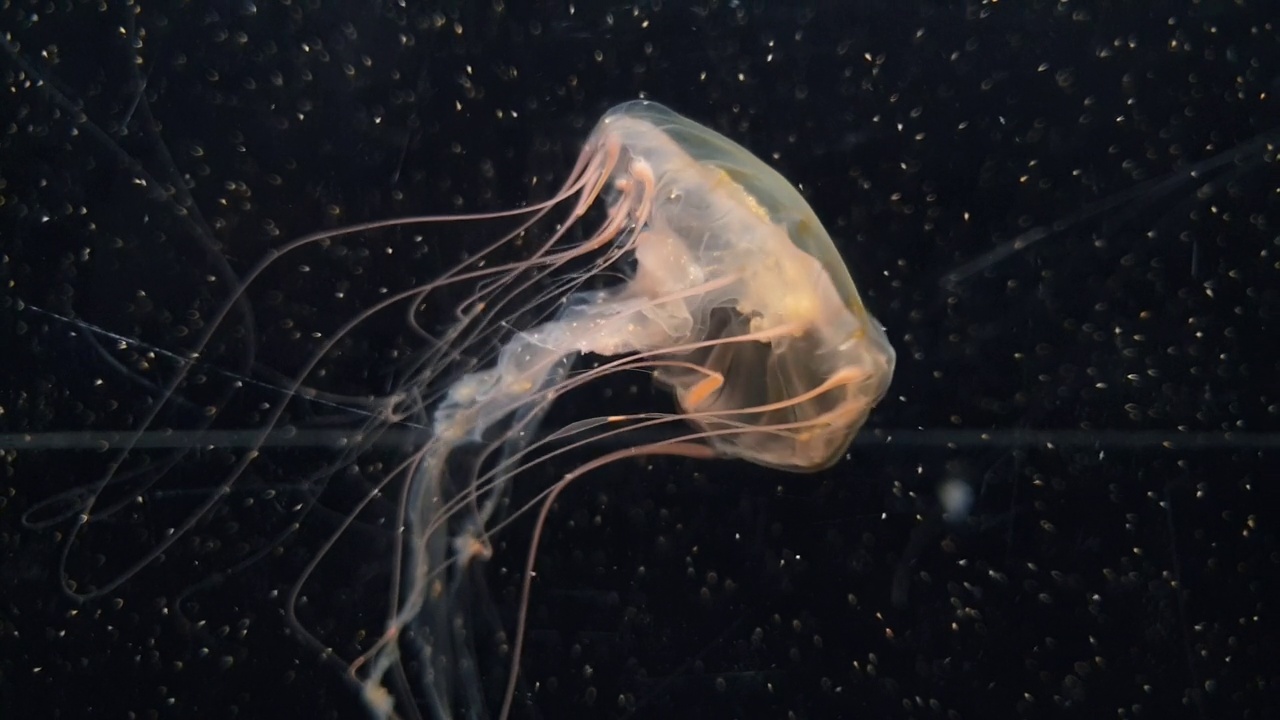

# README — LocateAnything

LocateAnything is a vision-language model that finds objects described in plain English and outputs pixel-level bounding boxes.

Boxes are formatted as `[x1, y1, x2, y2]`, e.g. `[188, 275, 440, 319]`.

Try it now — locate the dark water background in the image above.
[1, 1, 1277, 718]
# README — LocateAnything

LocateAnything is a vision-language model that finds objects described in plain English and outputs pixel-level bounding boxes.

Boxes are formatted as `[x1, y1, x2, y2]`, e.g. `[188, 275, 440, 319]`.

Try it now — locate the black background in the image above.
[2, 1, 1277, 719]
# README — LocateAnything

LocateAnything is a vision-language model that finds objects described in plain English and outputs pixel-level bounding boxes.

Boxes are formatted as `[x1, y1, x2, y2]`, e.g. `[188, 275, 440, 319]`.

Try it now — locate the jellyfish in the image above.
[338, 101, 897, 719]
[17, 97, 894, 719]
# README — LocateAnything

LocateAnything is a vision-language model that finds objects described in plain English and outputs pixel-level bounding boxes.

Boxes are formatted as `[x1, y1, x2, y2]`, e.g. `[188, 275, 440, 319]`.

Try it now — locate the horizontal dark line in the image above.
[1, 428, 1272, 451]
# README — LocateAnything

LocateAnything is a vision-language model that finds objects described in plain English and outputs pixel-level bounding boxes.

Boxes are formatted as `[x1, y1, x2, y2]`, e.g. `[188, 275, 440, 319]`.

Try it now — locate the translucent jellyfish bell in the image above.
[596, 101, 896, 471]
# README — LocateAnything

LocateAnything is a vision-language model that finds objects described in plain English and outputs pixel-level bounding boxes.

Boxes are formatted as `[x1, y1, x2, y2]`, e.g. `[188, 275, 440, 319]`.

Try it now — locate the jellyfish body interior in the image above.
[352, 100, 896, 719]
